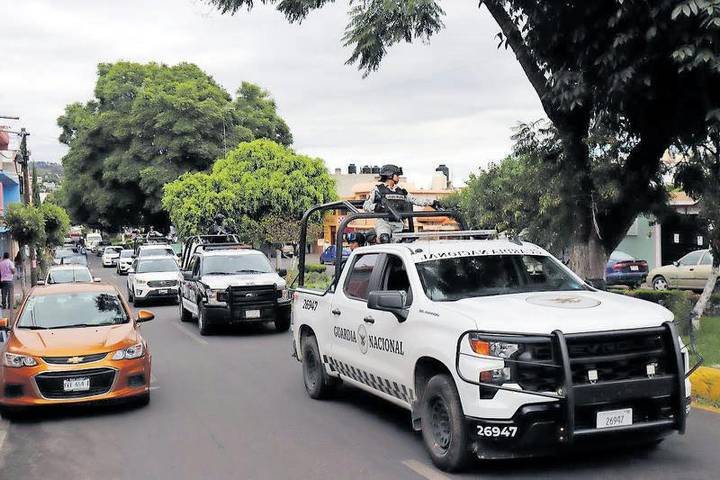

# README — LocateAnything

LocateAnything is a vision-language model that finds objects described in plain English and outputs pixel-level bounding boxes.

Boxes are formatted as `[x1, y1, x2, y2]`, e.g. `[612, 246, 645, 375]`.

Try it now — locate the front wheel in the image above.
[127, 286, 134, 302]
[301, 334, 338, 399]
[420, 374, 471, 472]
[652, 275, 669, 291]
[198, 303, 212, 336]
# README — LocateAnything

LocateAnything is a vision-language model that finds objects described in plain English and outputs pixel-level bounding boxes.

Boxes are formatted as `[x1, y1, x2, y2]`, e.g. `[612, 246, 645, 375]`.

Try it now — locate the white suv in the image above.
[101, 246, 123, 267]
[127, 256, 181, 306]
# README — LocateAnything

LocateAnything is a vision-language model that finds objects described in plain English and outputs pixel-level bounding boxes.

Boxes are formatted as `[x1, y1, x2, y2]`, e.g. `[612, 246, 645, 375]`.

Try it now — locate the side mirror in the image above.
[137, 310, 155, 322]
[93, 277, 101, 282]
[277, 268, 287, 278]
[673, 261, 679, 267]
[0, 317, 8, 330]
[182, 270, 193, 280]
[367, 290, 408, 322]
[36, 280, 46, 286]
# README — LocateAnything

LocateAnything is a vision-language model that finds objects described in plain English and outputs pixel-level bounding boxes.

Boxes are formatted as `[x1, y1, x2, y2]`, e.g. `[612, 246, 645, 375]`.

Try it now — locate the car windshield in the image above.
[136, 258, 179, 273]
[55, 248, 77, 258]
[202, 254, 273, 275]
[415, 254, 588, 302]
[104, 247, 122, 254]
[61, 255, 88, 266]
[139, 247, 174, 257]
[48, 268, 93, 284]
[120, 249, 134, 258]
[16, 292, 128, 329]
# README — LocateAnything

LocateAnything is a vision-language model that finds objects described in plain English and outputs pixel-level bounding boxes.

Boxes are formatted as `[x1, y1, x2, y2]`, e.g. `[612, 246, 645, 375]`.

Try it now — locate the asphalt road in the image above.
[1, 256, 719, 480]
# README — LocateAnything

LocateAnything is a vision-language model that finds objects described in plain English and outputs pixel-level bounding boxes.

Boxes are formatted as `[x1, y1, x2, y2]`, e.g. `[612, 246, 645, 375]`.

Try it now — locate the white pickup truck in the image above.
[290, 202, 696, 472]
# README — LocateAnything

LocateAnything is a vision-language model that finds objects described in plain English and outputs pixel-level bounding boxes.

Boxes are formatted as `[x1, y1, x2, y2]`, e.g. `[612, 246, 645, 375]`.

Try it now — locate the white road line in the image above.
[170, 321, 209, 346]
[0, 418, 9, 461]
[402, 460, 450, 480]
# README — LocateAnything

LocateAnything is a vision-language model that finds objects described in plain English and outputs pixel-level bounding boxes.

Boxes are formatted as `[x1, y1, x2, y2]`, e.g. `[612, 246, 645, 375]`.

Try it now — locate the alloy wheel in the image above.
[428, 395, 452, 452]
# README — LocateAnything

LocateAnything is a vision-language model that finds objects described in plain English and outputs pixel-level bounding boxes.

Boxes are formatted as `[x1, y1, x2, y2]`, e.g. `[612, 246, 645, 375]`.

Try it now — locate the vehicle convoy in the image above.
[0, 282, 153, 413]
[290, 201, 699, 472]
[127, 256, 181, 306]
[178, 239, 290, 335]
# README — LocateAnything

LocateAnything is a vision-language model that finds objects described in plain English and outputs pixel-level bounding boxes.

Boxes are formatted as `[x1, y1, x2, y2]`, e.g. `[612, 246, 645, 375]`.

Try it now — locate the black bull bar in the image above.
[456, 322, 700, 442]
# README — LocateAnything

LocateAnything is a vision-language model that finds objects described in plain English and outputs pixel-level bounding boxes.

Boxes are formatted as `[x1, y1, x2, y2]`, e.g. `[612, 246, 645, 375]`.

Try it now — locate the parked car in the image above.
[53, 247, 79, 265]
[647, 249, 714, 291]
[606, 250, 648, 288]
[319, 245, 350, 265]
[44, 265, 96, 284]
[102, 246, 124, 267]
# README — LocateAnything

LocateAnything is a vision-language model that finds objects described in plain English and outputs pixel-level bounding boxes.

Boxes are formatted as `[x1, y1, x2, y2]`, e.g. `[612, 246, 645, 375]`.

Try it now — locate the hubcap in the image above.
[428, 395, 452, 451]
[654, 278, 667, 290]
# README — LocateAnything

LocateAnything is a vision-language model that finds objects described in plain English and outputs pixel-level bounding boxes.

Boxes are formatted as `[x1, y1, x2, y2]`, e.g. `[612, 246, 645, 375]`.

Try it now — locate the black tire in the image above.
[420, 374, 471, 472]
[0, 405, 27, 420]
[319, 259, 324, 265]
[301, 334, 338, 399]
[179, 296, 192, 322]
[132, 297, 142, 307]
[275, 314, 291, 332]
[127, 286, 134, 302]
[133, 392, 150, 408]
[198, 303, 212, 336]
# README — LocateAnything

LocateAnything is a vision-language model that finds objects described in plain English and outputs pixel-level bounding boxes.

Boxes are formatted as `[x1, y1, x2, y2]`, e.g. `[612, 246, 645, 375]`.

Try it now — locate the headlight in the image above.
[211, 289, 228, 303]
[135, 278, 148, 285]
[278, 288, 289, 301]
[111, 343, 144, 360]
[4, 352, 38, 367]
[468, 335, 519, 385]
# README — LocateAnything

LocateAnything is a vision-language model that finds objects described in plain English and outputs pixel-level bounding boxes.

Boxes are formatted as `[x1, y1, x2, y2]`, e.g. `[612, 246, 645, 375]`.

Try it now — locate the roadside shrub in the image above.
[304, 263, 326, 274]
[286, 269, 333, 291]
[622, 289, 694, 335]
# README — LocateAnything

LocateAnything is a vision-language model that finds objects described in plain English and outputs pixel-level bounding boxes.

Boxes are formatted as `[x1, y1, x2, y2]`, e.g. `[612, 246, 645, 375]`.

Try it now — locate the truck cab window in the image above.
[344, 254, 379, 300]
[382, 255, 412, 305]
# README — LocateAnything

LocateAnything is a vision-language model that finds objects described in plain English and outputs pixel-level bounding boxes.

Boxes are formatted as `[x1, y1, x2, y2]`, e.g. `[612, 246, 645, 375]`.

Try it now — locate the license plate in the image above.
[630, 265, 639, 271]
[596, 408, 632, 429]
[158, 289, 168, 294]
[63, 377, 90, 392]
[245, 309, 261, 319]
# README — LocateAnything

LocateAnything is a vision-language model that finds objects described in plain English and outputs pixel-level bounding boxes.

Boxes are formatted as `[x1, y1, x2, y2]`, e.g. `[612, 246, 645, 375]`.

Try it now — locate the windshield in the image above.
[202, 254, 273, 275]
[55, 248, 77, 258]
[136, 258, 179, 273]
[120, 249, 134, 258]
[17, 292, 128, 329]
[104, 247, 122, 254]
[139, 247, 174, 257]
[61, 255, 88, 266]
[47, 268, 93, 284]
[415, 254, 587, 301]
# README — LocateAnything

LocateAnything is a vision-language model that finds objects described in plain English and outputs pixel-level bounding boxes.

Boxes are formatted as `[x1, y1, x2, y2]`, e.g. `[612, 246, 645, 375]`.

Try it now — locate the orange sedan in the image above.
[0, 282, 153, 412]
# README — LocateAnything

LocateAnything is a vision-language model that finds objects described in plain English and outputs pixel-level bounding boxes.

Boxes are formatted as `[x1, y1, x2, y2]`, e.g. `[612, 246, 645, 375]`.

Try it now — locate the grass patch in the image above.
[683, 316, 720, 367]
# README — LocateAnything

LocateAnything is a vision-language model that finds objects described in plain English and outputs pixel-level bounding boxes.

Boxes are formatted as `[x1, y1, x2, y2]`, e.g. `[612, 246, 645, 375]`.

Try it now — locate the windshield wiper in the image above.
[18, 325, 50, 330]
[204, 271, 232, 275]
[235, 269, 266, 274]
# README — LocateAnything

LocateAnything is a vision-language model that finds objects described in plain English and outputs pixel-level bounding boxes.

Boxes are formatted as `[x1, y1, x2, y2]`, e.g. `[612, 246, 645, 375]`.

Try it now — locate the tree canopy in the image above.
[211, 0, 720, 279]
[58, 61, 293, 231]
[162, 139, 336, 242]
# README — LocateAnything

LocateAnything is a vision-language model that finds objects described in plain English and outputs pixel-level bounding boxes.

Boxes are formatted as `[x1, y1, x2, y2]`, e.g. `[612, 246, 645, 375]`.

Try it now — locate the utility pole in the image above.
[13, 127, 37, 287]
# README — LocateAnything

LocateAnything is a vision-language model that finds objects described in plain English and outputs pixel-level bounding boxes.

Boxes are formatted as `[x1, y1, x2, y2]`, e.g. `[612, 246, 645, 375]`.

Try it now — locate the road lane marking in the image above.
[0, 418, 8, 462]
[171, 321, 209, 346]
[150, 374, 160, 391]
[402, 460, 450, 480]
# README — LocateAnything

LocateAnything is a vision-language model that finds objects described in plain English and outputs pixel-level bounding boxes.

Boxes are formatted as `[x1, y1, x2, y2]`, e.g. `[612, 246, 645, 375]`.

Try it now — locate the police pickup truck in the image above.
[290, 201, 699, 472]
[178, 240, 290, 335]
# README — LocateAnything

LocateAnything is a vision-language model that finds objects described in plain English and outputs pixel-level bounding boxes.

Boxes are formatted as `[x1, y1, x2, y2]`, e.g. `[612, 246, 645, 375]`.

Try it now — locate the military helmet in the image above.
[379, 164, 402, 181]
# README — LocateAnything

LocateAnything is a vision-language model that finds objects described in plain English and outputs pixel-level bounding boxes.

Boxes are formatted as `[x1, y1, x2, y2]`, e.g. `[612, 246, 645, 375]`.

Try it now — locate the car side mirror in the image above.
[367, 290, 408, 322]
[673, 261, 679, 267]
[277, 268, 287, 278]
[36, 280, 46, 286]
[182, 270, 193, 280]
[0, 317, 8, 330]
[137, 310, 155, 322]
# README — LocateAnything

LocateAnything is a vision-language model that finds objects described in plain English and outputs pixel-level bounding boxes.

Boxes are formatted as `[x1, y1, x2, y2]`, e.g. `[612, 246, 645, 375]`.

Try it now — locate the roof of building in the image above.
[669, 190, 698, 206]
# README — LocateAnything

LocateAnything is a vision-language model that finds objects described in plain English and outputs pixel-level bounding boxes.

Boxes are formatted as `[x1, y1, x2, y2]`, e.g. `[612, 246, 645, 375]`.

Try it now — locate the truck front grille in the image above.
[147, 280, 178, 288]
[227, 285, 278, 308]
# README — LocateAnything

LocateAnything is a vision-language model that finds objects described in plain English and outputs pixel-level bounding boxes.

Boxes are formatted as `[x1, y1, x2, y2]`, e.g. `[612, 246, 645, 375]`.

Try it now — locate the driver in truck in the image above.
[363, 164, 440, 243]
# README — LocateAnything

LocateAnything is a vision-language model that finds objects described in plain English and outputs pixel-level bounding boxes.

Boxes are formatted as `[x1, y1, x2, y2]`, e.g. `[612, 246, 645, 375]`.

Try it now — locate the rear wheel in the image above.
[652, 275, 669, 291]
[198, 303, 212, 336]
[420, 374, 471, 472]
[301, 334, 338, 399]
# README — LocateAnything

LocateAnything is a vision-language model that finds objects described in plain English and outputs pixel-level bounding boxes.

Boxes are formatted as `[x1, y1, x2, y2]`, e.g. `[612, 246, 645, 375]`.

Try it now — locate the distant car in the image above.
[647, 249, 714, 291]
[606, 250, 648, 288]
[137, 245, 176, 259]
[319, 245, 350, 265]
[116, 249, 135, 275]
[127, 256, 181, 306]
[45, 265, 95, 284]
[60, 255, 88, 267]
[102, 246, 124, 267]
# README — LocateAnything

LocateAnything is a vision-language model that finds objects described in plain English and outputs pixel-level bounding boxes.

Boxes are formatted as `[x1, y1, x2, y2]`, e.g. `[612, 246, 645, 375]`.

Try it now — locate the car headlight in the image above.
[111, 343, 144, 360]
[468, 335, 520, 384]
[3, 352, 38, 367]
[211, 289, 228, 303]
[278, 288, 289, 301]
[135, 278, 148, 285]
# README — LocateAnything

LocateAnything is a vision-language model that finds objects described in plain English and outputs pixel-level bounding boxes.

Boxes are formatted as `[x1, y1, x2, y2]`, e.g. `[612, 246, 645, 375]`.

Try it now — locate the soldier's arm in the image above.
[405, 192, 434, 206]
[363, 189, 379, 212]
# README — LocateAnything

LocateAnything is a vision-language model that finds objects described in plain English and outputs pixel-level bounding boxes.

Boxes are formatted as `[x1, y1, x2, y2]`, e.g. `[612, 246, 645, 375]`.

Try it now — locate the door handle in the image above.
[363, 316, 375, 324]
[331, 308, 341, 316]
[689, 268, 694, 272]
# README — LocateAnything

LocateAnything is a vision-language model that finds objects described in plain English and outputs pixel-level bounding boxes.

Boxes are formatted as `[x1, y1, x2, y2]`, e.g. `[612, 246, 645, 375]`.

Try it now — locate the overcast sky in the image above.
[0, 0, 544, 187]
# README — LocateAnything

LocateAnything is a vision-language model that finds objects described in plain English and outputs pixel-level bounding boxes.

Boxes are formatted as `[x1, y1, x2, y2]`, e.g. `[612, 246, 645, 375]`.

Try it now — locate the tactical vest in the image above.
[375, 184, 413, 214]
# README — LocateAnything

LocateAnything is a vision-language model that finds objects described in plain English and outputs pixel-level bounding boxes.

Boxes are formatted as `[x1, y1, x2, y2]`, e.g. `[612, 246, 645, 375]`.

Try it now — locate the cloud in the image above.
[0, 0, 543, 187]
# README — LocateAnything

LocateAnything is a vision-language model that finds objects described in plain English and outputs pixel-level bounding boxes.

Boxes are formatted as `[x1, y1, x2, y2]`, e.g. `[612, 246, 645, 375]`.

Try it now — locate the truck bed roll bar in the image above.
[296, 200, 468, 287]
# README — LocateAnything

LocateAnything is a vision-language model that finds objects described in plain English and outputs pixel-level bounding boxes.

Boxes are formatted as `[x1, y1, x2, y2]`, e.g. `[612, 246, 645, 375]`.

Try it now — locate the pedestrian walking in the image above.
[0, 252, 17, 309]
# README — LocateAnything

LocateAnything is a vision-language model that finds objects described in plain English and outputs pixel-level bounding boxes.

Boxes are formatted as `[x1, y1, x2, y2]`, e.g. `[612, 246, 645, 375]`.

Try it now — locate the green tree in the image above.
[675, 126, 720, 330]
[40, 203, 72, 249]
[162, 139, 336, 242]
[58, 61, 294, 231]
[212, 0, 720, 281]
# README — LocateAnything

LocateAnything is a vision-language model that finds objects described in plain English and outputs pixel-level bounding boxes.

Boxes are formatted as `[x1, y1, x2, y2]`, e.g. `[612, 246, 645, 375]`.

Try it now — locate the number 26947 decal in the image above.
[476, 425, 518, 438]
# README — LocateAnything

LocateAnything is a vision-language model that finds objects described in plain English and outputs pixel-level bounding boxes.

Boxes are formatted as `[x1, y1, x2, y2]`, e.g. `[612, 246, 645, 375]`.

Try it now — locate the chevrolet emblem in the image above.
[67, 356, 84, 364]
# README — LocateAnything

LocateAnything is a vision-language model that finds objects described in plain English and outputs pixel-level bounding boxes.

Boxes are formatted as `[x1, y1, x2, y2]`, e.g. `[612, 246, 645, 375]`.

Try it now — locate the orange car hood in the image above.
[11, 323, 138, 357]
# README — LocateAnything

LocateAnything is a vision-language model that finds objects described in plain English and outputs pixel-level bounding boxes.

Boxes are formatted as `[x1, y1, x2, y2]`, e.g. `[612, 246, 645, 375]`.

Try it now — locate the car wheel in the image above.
[420, 374, 471, 472]
[319, 259, 324, 265]
[301, 334, 338, 399]
[652, 276, 669, 291]
[132, 296, 142, 307]
[179, 296, 192, 322]
[127, 286, 134, 302]
[198, 303, 212, 336]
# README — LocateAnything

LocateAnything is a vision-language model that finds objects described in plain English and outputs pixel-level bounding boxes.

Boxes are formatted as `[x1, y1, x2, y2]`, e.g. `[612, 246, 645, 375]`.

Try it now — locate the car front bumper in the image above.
[607, 272, 647, 286]
[0, 356, 151, 407]
[117, 262, 132, 273]
[102, 258, 118, 266]
[204, 301, 291, 325]
[134, 286, 178, 299]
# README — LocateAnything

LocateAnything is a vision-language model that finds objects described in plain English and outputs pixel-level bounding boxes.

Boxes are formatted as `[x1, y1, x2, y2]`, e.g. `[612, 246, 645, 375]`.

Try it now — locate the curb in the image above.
[690, 366, 720, 402]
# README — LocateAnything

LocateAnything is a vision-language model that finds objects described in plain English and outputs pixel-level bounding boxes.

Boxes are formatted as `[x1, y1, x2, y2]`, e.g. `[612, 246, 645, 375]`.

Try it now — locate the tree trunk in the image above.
[690, 265, 719, 332]
[568, 231, 608, 287]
